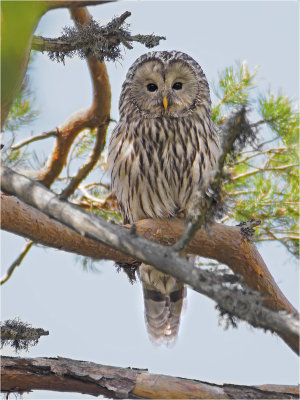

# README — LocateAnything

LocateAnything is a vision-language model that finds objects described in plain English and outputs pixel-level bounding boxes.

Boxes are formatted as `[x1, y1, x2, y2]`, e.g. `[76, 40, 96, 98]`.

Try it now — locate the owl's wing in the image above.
[139, 264, 186, 344]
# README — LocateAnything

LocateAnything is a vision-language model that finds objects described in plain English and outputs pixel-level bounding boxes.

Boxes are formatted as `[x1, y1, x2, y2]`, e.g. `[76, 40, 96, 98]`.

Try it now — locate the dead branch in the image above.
[1, 167, 299, 354]
[1, 356, 298, 399]
[1, 319, 49, 352]
[31, 11, 165, 62]
[11, 129, 58, 150]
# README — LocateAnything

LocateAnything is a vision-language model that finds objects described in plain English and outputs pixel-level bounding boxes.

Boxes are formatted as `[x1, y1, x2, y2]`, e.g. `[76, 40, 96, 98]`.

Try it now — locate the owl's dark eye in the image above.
[172, 82, 183, 90]
[147, 83, 158, 92]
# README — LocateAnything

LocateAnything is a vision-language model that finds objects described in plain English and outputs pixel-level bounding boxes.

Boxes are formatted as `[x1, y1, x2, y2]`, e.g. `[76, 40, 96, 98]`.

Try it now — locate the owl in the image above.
[108, 51, 220, 343]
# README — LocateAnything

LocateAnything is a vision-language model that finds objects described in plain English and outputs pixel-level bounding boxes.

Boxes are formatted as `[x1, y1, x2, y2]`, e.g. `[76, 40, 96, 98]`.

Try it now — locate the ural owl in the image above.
[108, 51, 220, 343]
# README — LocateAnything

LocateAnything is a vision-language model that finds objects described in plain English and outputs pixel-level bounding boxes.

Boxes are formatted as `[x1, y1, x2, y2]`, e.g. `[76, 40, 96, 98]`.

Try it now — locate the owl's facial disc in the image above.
[130, 60, 199, 117]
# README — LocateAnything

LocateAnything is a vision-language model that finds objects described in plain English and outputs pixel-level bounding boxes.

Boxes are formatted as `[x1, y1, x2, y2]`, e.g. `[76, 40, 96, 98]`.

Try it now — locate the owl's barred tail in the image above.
[139, 264, 186, 344]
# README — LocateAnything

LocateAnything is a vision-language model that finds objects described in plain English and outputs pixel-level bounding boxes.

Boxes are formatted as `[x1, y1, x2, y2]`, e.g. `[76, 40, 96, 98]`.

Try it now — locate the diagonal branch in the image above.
[1, 166, 299, 354]
[10, 129, 58, 150]
[0, 241, 34, 285]
[173, 107, 256, 252]
[2, 356, 299, 399]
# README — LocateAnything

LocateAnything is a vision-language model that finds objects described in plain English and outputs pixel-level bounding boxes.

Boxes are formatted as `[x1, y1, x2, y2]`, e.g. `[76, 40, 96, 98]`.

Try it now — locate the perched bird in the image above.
[108, 51, 220, 343]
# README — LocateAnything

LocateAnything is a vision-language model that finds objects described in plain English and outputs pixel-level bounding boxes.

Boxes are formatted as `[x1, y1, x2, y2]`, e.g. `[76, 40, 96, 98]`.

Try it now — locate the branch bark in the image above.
[1, 166, 299, 355]
[1, 356, 299, 399]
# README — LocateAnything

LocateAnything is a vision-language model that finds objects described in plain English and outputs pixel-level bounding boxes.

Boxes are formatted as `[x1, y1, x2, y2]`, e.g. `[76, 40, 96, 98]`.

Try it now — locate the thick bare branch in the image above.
[1, 192, 296, 314]
[1, 166, 299, 354]
[1, 356, 299, 399]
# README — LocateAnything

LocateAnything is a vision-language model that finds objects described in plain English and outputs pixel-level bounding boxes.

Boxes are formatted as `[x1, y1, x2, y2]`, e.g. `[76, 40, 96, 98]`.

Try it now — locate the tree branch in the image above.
[0, 241, 34, 285]
[60, 123, 108, 199]
[1, 319, 49, 352]
[10, 129, 58, 150]
[1, 356, 299, 399]
[1, 166, 299, 354]
[31, 11, 165, 61]
[173, 107, 256, 252]
[26, 7, 111, 188]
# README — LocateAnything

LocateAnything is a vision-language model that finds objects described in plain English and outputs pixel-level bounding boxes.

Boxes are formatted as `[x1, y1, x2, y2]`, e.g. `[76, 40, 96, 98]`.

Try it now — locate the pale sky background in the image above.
[1, 1, 299, 399]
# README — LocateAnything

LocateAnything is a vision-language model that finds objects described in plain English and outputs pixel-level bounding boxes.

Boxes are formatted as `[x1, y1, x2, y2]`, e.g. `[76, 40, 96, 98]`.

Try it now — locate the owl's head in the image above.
[119, 51, 212, 119]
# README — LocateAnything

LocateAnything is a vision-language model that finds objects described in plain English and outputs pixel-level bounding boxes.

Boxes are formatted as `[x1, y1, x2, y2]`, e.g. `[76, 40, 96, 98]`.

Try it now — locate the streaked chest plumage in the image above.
[108, 109, 219, 224]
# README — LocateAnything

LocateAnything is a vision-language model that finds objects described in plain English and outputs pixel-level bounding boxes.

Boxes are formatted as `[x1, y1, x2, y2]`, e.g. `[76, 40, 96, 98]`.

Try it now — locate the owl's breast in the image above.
[108, 116, 219, 223]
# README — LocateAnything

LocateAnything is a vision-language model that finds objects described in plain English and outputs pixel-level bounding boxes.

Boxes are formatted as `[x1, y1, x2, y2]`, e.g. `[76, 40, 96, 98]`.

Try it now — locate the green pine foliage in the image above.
[212, 62, 299, 257]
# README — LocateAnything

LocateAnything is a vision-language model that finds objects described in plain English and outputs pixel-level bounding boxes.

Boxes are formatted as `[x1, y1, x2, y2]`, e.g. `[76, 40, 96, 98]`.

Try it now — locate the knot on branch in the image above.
[1, 318, 49, 352]
[33, 11, 166, 63]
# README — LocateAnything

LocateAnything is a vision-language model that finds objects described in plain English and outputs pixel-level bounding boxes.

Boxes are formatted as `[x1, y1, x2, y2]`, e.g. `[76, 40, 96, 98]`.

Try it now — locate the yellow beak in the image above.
[163, 96, 168, 111]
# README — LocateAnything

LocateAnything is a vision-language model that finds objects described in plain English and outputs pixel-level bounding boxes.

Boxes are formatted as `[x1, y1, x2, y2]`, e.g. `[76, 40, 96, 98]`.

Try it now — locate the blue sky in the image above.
[1, 2, 299, 398]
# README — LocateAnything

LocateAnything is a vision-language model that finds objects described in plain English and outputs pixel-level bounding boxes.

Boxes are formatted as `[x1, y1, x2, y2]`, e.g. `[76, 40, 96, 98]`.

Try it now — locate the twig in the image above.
[1, 165, 299, 354]
[31, 11, 165, 63]
[232, 163, 298, 181]
[60, 123, 109, 199]
[11, 130, 58, 150]
[77, 186, 107, 204]
[173, 106, 255, 252]
[0, 241, 34, 285]
[231, 146, 287, 166]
